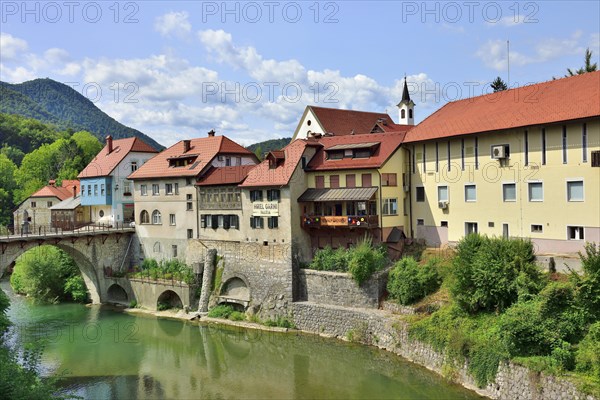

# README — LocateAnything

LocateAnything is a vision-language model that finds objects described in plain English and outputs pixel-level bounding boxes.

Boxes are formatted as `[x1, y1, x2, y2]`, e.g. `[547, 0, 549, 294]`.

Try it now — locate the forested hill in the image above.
[246, 137, 292, 159]
[0, 78, 163, 150]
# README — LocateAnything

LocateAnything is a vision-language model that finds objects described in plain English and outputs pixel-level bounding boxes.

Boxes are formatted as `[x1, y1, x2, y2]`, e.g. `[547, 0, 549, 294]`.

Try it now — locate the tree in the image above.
[71, 130, 102, 165]
[491, 77, 508, 92]
[254, 145, 263, 161]
[0, 154, 17, 226]
[566, 48, 598, 76]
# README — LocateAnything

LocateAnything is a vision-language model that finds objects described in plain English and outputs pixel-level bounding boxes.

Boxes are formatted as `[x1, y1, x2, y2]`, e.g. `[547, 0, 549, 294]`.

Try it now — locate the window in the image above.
[94, 184, 98, 196]
[593, 150, 600, 167]
[169, 214, 176, 226]
[88, 186, 91, 196]
[465, 222, 478, 235]
[229, 215, 239, 229]
[403, 198, 408, 216]
[354, 149, 371, 158]
[562, 125, 568, 164]
[267, 189, 280, 201]
[528, 182, 543, 202]
[153, 242, 161, 253]
[346, 174, 356, 188]
[268, 216, 279, 229]
[301, 157, 307, 169]
[99, 210, 104, 218]
[328, 151, 343, 160]
[315, 176, 325, 189]
[567, 180, 584, 201]
[382, 198, 398, 215]
[200, 214, 210, 228]
[361, 173, 372, 187]
[140, 210, 149, 224]
[582, 123, 587, 163]
[141, 185, 147, 196]
[437, 186, 448, 202]
[225, 157, 231, 166]
[131, 161, 138, 172]
[236, 157, 242, 166]
[409, 109, 413, 118]
[503, 183, 516, 202]
[123, 181, 131, 195]
[524, 130, 529, 166]
[441, 221, 448, 227]
[531, 224, 543, 233]
[250, 216, 264, 229]
[31, 201, 37, 208]
[250, 190, 263, 202]
[416, 186, 425, 202]
[152, 210, 162, 224]
[541, 128, 547, 165]
[417, 218, 424, 226]
[464, 185, 476, 202]
[165, 183, 173, 195]
[329, 175, 339, 188]
[101, 184, 105, 196]
[381, 173, 397, 186]
[488, 222, 495, 228]
[47, 201, 52, 207]
[186, 178, 192, 186]
[81, 185, 85, 196]
[187, 229, 193, 239]
[172, 245, 177, 258]
[401, 109, 406, 119]
[186, 194, 193, 211]
[568, 226, 584, 240]
[174, 183, 179, 194]
[152, 184, 159, 195]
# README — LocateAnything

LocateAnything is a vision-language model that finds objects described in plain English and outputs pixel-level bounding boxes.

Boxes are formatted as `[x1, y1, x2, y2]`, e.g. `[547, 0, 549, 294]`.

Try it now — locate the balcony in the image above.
[301, 215, 379, 229]
[199, 201, 242, 210]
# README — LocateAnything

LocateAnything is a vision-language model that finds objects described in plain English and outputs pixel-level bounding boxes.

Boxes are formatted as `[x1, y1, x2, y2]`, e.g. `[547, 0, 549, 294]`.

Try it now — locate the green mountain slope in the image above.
[246, 137, 292, 156]
[0, 78, 163, 150]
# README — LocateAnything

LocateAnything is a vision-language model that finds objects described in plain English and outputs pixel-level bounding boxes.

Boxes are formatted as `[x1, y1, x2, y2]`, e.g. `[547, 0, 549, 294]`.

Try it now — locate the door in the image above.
[502, 223, 509, 239]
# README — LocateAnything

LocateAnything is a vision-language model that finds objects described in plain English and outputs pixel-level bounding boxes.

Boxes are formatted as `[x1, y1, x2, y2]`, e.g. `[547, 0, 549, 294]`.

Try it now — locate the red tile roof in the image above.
[128, 135, 256, 179]
[305, 131, 407, 171]
[309, 106, 403, 136]
[240, 139, 312, 187]
[78, 137, 158, 178]
[404, 71, 600, 143]
[30, 180, 80, 201]
[195, 165, 255, 186]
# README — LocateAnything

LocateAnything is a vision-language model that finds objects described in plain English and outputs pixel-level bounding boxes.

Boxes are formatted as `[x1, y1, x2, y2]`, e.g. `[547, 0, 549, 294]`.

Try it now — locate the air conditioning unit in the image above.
[438, 201, 448, 209]
[403, 185, 410, 192]
[491, 145, 506, 159]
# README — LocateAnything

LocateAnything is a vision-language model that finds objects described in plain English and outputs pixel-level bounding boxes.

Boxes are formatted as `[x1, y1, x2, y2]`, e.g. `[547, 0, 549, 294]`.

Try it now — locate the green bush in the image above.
[228, 311, 245, 321]
[134, 258, 196, 284]
[64, 275, 88, 302]
[572, 243, 600, 321]
[208, 305, 234, 319]
[310, 246, 348, 272]
[450, 235, 544, 313]
[264, 316, 295, 329]
[576, 322, 600, 379]
[387, 257, 442, 305]
[129, 300, 138, 308]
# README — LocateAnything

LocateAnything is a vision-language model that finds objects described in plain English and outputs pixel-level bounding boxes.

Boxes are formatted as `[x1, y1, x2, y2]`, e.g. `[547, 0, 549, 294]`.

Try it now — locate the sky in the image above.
[1, 1, 599, 147]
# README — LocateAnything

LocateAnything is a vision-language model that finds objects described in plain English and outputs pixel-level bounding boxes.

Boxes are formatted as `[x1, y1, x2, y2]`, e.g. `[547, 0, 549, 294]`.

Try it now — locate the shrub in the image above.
[576, 322, 600, 379]
[310, 246, 348, 272]
[64, 275, 88, 303]
[387, 257, 442, 305]
[129, 300, 138, 308]
[264, 316, 295, 329]
[450, 235, 544, 313]
[208, 304, 234, 319]
[228, 311, 245, 321]
[572, 243, 600, 321]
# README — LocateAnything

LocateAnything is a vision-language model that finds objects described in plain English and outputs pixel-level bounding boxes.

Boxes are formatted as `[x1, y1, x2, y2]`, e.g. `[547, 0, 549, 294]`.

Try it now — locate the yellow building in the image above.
[403, 71, 600, 255]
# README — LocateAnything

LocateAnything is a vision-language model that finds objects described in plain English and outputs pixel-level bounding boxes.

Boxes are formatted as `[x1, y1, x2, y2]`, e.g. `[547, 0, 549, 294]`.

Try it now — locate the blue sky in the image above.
[1, 1, 599, 147]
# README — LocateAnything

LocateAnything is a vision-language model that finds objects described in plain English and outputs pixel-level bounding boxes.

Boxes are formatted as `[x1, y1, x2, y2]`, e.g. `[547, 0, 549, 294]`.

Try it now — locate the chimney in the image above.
[208, 129, 215, 137]
[72, 185, 77, 198]
[106, 135, 113, 153]
[183, 139, 191, 153]
[48, 179, 56, 186]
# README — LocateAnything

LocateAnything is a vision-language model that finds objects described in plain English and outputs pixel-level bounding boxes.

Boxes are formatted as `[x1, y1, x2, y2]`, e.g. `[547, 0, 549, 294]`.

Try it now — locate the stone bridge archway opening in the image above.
[2, 243, 102, 304]
[218, 277, 250, 310]
[157, 290, 183, 310]
[107, 283, 129, 304]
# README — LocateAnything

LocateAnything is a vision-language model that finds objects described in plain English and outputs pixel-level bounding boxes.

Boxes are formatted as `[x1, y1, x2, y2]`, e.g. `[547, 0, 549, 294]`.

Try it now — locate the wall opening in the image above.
[107, 283, 129, 303]
[157, 290, 183, 310]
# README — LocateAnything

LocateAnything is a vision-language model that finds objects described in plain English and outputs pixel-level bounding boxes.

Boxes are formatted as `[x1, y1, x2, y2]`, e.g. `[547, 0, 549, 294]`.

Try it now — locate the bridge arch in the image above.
[218, 276, 251, 309]
[107, 283, 129, 304]
[1, 242, 102, 303]
[157, 290, 183, 310]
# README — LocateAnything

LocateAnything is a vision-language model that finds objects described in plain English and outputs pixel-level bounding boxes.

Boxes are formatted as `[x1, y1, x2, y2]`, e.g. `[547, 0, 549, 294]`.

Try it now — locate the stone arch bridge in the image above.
[0, 229, 195, 310]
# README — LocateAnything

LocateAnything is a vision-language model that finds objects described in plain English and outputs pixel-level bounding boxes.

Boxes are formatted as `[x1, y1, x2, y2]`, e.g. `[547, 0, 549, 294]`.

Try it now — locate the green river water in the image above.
[2, 281, 483, 399]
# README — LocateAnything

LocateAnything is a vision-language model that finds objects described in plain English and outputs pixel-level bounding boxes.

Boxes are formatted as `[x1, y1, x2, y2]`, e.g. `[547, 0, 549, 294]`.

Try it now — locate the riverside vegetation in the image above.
[386, 235, 600, 396]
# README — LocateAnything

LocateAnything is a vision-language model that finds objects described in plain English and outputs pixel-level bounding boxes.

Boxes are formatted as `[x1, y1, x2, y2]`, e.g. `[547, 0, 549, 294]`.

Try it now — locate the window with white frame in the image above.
[169, 213, 176, 225]
[382, 198, 398, 215]
[437, 186, 448, 202]
[250, 216, 264, 229]
[567, 180, 584, 202]
[464, 185, 476, 202]
[152, 210, 162, 224]
[503, 183, 516, 202]
[165, 183, 173, 195]
[152, 184, 159, 195]
[140, 210, 150, 224]
[153, 242, 161, 253]
[141, 185, 147, 196]
[528, 182, 543, 202]
[531, 224, 543, 233]
[568, 226, 584, 240]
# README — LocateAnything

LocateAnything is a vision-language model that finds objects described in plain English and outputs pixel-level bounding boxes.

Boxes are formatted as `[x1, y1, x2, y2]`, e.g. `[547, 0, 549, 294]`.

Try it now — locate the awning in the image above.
[298, 187, 378, 202]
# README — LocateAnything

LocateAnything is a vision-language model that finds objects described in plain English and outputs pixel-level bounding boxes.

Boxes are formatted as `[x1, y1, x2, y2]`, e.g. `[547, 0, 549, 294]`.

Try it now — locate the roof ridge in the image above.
[309, 105, 391, 116]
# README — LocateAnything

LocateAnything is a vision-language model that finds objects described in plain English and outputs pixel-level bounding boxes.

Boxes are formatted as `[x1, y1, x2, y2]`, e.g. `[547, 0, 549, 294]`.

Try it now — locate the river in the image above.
[2, 281, 482, 399]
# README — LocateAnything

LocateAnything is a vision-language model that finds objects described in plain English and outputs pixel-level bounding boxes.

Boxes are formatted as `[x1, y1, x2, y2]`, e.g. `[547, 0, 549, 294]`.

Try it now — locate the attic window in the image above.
[327, 151, 343, 160]
[168, 155, 198, 168]
[354, 149, 371, 158]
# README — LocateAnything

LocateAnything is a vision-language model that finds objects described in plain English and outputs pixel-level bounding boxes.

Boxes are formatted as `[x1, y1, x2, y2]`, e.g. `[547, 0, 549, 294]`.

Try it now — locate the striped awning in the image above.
[297, 187, 378, 202]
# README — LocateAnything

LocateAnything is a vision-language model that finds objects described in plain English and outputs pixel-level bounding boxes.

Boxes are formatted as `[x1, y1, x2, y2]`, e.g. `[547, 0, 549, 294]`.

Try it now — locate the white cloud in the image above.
[0, 33, 28, 61]
[0, 64, 36, 83]
[154, 11, 192, 38]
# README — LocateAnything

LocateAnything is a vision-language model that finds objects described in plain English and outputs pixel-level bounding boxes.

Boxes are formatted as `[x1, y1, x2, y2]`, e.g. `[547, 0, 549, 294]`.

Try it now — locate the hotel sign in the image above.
[252, 201, 279, 216]
[320, 216, 348, 227]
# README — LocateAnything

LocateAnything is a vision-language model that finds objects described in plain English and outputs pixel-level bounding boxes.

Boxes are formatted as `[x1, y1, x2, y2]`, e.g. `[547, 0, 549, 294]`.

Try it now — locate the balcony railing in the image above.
[199, 202, 242, 210]
[301, 215, 379, 229]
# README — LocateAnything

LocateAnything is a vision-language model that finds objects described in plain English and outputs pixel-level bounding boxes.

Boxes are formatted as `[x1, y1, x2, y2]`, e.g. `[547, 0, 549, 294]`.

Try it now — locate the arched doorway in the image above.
[107, 284, 129, 304]
[157, 290, 183, 311]
[219, 277, 250, 309]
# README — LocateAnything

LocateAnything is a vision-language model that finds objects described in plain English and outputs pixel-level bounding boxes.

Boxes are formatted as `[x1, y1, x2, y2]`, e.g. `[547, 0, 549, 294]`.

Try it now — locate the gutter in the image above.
[406, 147, 414, 239]
[376, 169, 383, 242]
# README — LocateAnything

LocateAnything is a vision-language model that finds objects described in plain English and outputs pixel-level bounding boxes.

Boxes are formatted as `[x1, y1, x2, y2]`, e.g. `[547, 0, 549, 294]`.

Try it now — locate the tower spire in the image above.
[397, 75, 415, 125]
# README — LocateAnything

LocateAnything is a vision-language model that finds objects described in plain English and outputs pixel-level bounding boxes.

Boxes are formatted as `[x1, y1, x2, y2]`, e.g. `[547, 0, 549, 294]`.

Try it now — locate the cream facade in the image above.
[410, 118, 600, 254]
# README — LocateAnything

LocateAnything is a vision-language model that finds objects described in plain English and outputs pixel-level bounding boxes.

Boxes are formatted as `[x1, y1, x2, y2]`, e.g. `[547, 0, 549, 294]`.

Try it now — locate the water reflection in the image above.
[2, 281, 482, 399]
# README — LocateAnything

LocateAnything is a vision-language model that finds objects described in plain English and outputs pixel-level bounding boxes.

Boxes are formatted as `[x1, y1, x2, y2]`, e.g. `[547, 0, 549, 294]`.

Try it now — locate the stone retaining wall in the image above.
[295, 268, 387, 309]
[291, 301, 596, 400]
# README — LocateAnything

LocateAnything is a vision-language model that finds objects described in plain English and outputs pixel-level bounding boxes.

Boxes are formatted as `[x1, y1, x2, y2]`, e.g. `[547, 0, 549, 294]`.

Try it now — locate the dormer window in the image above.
[131, 161, 138, 172]
[167, 154, 198, 168]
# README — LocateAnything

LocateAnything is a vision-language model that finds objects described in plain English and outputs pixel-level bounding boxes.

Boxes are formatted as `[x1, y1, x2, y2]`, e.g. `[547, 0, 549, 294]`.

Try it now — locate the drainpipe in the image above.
[376, 169, 383, 242]
[406, 147, 414, 238]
